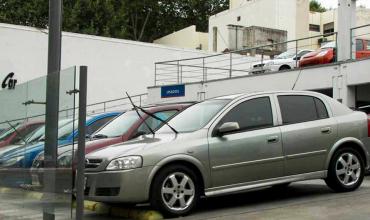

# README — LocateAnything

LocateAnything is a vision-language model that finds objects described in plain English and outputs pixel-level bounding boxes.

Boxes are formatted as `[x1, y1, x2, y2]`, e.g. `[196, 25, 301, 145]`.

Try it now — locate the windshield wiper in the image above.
[6, 121, 28, 144]
[126, 92, 156, 136]
[92, 134, 108, 139]
[125, 92, 178, 134]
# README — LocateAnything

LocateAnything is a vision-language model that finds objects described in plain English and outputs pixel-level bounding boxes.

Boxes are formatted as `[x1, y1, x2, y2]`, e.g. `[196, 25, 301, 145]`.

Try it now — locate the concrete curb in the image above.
[0, 187, 163, 220]
[84, 201, 164, 220]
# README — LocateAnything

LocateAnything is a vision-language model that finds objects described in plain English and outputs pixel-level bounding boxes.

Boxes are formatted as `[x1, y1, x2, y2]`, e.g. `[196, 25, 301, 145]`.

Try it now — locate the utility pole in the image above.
[43, 0, 62, 220]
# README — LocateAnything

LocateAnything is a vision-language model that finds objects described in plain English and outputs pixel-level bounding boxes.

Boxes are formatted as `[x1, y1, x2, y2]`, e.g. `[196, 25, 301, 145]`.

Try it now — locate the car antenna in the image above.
[6, 120, 28, 144]
[125, 92, 155, 136]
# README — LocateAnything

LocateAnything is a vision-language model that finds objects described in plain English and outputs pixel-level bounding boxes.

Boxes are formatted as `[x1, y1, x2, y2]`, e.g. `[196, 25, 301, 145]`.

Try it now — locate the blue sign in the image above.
[161, 84, 185, 98]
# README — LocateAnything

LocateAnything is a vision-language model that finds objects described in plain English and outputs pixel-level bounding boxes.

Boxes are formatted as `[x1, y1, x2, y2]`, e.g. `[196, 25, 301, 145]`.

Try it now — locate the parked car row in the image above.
[251, 38, 370, 74]
[0, 91, 369, 217]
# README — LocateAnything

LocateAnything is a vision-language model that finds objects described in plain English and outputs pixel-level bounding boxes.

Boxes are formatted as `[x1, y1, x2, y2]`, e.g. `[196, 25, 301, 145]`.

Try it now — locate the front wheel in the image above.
[150, 165, 200, 217]
[325, 148, 365, 192]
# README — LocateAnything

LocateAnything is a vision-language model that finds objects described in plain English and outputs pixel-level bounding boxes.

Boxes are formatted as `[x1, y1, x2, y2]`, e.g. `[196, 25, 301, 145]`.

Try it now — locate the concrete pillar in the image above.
[333, 0, 357, 108]
[333, 65, 356, 108]
[337, 0, 357, 61]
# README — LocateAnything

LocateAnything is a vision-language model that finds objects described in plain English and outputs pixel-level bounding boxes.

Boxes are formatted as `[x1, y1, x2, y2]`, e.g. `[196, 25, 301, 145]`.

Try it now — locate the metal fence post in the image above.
[295, 40, 299, 68]
[177, 61, 180, 84]
[350, 28, 353, 60]
[180, 66, 183, 84]
[76, 66, 87, 220]
[229, 52, 233, 78]
[202, 58, 206, 82]
[154, 63, 157, 86]
[335, 33, 338, 62]
[44, 0, 62, 219]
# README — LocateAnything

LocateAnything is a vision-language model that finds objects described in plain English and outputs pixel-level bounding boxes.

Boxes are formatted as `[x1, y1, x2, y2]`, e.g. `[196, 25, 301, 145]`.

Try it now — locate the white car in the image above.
[250, 49, 313, 74]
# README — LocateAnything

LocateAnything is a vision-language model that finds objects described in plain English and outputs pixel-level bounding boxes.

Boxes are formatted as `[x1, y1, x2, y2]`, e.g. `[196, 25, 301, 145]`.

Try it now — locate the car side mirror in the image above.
[217, 122, 240, 136]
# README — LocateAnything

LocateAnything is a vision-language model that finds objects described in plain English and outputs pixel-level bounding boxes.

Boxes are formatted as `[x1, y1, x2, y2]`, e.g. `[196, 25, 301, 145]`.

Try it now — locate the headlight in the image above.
[317, 50, 329, 57]
[57, 151, 73, 168]
[106, 156, 143, 171]
[2, 156, 24, 167]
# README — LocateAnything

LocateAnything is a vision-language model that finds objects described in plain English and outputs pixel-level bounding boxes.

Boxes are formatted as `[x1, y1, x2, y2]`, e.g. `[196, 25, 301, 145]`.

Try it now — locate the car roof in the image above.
[212, 90, 326, 101]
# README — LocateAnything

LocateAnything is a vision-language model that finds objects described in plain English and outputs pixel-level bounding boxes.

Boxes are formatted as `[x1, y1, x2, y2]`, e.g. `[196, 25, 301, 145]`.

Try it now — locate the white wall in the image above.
[153, 25, 209, 51]
[209, 0, 309, 52]
[0, 23, 212, 105]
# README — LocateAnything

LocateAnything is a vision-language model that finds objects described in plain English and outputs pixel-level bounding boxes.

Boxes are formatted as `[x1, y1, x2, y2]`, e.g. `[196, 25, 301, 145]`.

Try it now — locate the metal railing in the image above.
[155, 33, 338, 86]
[350, 24, 370, 60]
[0, 93, 148, 127]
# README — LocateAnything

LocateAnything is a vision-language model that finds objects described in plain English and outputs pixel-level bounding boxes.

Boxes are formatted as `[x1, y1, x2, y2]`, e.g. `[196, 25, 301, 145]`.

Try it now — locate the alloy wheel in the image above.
[335, 153, 361, 186]
[161, 172, 195, 211]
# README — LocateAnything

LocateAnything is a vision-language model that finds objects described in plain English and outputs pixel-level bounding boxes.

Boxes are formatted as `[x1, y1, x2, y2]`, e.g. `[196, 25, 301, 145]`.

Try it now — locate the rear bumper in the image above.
[361, 137, 370, 171]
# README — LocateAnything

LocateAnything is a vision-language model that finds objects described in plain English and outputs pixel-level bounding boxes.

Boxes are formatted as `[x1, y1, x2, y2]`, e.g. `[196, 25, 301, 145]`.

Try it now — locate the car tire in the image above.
[279, 65, 291, 71]
[150, 164, 200, 217]
[325, 147, 365, 192]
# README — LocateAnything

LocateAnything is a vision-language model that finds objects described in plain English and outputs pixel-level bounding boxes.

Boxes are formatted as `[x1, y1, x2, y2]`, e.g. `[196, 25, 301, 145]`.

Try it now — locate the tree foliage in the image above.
[310, 0, 326, 13]
[0, 0, 228, 42]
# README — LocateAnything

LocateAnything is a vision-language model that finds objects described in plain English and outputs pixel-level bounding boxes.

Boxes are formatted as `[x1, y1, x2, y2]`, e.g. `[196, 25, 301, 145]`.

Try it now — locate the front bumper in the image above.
[85, 166, 154, 203]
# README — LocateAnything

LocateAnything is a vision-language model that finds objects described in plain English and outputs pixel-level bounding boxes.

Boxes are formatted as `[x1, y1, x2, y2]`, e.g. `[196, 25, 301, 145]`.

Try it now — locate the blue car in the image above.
[0, 112, 121, 169]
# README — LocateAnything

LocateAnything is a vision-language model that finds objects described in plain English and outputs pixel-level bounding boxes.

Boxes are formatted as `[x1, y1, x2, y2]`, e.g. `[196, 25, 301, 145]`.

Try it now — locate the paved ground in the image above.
[1, 177, 370, 219]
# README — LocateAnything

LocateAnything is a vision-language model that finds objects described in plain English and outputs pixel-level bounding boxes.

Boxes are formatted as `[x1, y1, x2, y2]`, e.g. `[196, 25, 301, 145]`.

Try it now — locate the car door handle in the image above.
[321, 127, 332, 134]
[267, 136, 279, 143]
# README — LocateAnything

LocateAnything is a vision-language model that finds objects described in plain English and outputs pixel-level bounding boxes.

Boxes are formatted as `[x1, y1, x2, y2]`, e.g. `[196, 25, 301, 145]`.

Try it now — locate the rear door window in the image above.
[278, 95, 329, 125]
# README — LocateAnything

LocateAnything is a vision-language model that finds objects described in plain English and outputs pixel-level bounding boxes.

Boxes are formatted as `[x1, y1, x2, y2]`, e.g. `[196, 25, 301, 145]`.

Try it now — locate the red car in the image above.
[30, 103, 193, 187]
[0, 121, 44, 148]
[355, 39, 370, 59]
[300, 39, 370, 68]
[299, 42, 336, 68]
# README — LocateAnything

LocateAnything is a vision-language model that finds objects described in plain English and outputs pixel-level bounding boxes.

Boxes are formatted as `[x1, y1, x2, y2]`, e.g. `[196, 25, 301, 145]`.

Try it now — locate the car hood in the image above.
[87, 132, 184, 160]
[0, 139, 71, 160]
[0, 144, 23, 156]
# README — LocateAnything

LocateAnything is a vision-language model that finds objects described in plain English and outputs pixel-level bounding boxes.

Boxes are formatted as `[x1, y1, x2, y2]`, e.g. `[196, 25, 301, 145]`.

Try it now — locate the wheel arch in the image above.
[278, 64, 292, 71]
[326, 137, 369, 170]
[147, 155, 209, 197]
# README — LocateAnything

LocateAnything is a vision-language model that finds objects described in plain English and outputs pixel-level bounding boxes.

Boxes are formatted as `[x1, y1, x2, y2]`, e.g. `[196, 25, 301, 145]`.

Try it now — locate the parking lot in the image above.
[1, 176, 369, 220]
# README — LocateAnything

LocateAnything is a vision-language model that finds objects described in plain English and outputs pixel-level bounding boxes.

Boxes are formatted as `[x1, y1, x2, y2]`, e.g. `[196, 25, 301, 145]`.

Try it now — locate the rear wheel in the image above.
[279, 65, 291, 71]
[150, 165, 200, 217]
[325, 148, 365, 192]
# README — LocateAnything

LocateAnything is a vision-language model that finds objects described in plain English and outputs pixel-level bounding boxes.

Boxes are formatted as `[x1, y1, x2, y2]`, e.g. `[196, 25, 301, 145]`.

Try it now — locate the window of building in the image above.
[323, 22, 334, 35]
[309, 24, 320, 32]
[213, 27, 218, 52]
[237, 16, 241, 21]
[278, 95, 329, 125]
[218, 97, 273, 132]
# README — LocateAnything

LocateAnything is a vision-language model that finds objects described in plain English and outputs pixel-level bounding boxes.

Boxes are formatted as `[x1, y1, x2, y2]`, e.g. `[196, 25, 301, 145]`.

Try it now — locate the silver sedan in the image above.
[85, 91, 370, 217]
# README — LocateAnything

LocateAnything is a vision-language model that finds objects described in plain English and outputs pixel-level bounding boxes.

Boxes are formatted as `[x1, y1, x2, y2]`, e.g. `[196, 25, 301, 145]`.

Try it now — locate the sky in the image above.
[317, 0, 370, 9]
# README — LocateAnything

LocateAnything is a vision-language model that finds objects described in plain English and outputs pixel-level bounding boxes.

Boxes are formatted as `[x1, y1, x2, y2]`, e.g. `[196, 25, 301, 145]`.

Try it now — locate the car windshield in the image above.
[0, 123, 22, 141]
[56, 117, 92, 140]
[275, 50, 296, 59]
[93, 111, 142, 138]
[321, 41, 336, 49]
[157, 99, 230, 133]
